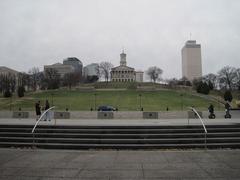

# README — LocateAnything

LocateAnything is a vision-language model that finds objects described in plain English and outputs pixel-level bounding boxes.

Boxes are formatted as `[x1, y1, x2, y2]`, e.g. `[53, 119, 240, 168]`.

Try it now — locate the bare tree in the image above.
[63, 72, 80, 89]
[202, 73, 217, 90]
[17, 72, 30, 88]
[179, 77, 192, 86]
[99, 62, 113, 82]
[28, 67, 40, 91]
[166, 78, 178, 88]
[217, 66, 236, 90]
[146, 66, 163, 83]
[235, 68, 240, 90]
[95, 64, 101, 79]
[44, 68, 60, 89]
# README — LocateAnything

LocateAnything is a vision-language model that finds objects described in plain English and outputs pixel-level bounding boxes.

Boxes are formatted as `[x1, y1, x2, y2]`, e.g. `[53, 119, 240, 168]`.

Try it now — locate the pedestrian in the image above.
[208, 104, 215, 119]
[224, 102, 231, 119]
[35, 101, 41, 121]
[208, 104, 213, 113]
[44, 100, 51, 121]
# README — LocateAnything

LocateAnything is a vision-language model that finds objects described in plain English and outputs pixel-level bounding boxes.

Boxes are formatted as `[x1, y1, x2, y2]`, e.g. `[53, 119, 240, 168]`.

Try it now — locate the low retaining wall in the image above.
[0, 111, 239, 119]
[143, 112, 158, 119]
[54, 112, 70, 119]
[12, 111, 29, 118]
[187, 111, 203, 119]
[97, 112, 114, 119]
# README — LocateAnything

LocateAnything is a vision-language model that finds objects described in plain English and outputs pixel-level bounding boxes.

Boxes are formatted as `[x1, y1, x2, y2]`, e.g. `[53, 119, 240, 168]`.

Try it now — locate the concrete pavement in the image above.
[1, 117, 240, 179]
[1, 148, 240, 179]
[0, 117, 240, 127]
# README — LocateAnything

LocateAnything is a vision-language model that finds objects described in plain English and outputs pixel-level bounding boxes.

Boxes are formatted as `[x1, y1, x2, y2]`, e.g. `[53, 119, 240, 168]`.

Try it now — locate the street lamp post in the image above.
[94, 93, 97, 111]
[218, 97, 220, 110]
[51, 93, 54, 106]
[180, 94, 183, 111]
[10, 95, 12, 111]
[139, 94, 142, 110]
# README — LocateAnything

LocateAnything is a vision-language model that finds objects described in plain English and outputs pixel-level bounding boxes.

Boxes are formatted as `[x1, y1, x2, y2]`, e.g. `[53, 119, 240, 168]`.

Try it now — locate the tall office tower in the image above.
[181, 40, 202, 81]
[63, 57, 83, 75]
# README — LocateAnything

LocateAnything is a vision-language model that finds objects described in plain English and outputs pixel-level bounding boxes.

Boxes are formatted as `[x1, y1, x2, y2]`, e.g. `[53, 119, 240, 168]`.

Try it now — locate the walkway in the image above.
[0, 148, 240, 179]
[0, 117, 239, 126]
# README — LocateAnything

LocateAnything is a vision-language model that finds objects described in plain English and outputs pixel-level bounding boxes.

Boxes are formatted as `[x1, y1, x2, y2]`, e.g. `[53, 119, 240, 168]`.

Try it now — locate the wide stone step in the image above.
[2, 124, 240, 129]
[0, 142, 240, 149]
[1, 137, 240, 144]
[1, 127, 240, 134]
[1, 124, 240, 149]
[1, 132, 240, 138]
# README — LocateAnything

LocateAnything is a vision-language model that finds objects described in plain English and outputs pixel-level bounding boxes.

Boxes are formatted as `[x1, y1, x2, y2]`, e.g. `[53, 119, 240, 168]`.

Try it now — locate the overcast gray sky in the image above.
[0, 0, 240, 79]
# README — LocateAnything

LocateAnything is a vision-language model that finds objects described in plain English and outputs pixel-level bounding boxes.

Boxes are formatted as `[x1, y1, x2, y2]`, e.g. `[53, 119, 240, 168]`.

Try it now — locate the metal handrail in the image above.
[32, 106, 55, 133]
[188, 107, 208, 149]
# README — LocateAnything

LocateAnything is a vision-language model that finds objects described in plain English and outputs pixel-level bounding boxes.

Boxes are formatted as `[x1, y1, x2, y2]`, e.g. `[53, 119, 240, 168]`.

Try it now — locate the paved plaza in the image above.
[1, 117, 240, 179]
[0, 148, 240, 180]
[0, 117, 240, 126]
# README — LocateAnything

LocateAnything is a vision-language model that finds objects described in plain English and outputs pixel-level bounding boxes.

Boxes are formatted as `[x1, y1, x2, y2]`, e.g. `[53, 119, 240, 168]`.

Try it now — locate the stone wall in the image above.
[0, 111, 239, 119]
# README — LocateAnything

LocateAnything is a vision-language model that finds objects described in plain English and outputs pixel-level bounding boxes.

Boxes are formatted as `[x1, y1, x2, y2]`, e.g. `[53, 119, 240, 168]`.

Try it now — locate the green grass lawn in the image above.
[0, 89, 223, 111]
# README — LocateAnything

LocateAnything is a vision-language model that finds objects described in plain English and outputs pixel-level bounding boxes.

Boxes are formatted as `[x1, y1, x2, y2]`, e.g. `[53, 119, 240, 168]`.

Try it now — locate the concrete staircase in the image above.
[0, 124, 240, 149]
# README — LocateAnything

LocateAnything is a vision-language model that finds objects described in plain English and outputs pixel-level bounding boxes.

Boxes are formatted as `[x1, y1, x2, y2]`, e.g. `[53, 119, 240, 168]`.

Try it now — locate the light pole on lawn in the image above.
[10, 94, 13, 111]
[139, 94, 142, 110]
[94, 93, 97, 111]
[180, 94, 183, 111]
[51, 93, 54, 106]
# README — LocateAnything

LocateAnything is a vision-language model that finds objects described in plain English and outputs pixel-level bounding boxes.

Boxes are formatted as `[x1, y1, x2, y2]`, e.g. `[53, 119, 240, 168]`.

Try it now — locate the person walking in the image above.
[224, 101, 231, 119]
[35, 101, 41, 120]
[208, 104, 215, 119]
[44, 100, 51, 121]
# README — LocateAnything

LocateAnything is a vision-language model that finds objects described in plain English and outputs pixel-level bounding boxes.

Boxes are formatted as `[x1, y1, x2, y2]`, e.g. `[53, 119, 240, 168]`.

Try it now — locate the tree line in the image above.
[0, 62, 121, 97]
[167, 66, 240, 104]
[1, 64, 239, 98]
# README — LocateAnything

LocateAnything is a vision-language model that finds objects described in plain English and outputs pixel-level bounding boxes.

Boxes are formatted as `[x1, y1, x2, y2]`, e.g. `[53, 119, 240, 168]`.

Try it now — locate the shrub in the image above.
[224, 90, 233, 102]
[127, 82, 137, 89]
[196, 82, 210, 95]
[17, 86, 25, 97]
[3, 89, 12, 97]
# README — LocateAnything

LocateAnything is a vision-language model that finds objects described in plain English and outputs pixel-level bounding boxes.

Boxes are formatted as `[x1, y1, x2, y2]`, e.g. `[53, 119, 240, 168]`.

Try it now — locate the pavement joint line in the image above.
[188, 151, 215, 179]
[209, 150, 233, 169]
[141, 163, 145, 179]
[74, 156, 94, 178]
[0, 150, 29, 167]
[1, 149, 240, 179]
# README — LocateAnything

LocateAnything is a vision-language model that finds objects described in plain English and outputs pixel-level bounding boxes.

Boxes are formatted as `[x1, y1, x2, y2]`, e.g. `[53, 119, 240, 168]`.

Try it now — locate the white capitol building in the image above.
[111, 51, 143, 82]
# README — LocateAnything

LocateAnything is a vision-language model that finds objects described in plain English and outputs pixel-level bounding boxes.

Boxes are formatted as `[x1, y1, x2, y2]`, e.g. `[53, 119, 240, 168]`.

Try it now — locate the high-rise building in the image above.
[63, 57, 83, 76]
[181, 40, 202, 80]
[44, 63, 74, 78]
[83, 63, 99, 77]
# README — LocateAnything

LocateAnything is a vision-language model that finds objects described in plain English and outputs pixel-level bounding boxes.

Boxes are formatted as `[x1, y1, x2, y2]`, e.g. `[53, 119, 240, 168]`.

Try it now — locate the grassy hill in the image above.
[0, 89, 223, 111]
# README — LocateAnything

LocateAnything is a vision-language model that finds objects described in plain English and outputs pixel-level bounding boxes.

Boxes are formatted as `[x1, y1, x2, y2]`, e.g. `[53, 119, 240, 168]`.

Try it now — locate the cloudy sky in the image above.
[0, 0, 240, 79]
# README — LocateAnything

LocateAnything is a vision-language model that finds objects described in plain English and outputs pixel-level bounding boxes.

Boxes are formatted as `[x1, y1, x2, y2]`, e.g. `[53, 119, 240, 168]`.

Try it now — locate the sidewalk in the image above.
[0, 117, 239, 126]
[1, 148, 240, 179]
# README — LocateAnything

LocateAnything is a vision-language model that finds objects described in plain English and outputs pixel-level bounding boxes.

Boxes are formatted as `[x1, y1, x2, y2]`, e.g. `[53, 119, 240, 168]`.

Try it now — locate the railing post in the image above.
[32, 133, 35, 149]
[188, 107, 208, 150]
[32, 106, 55, 133]
[31, 106, 55, 149]
[204, 132, 207, 150]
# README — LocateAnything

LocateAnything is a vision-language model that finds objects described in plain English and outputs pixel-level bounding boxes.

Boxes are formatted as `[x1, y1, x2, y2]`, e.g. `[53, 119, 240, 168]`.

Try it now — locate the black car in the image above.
[97, 105, 117, 111]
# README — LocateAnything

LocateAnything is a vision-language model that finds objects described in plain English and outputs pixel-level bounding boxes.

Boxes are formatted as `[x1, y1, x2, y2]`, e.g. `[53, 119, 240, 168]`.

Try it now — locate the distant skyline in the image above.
[0, 0, 240, 79]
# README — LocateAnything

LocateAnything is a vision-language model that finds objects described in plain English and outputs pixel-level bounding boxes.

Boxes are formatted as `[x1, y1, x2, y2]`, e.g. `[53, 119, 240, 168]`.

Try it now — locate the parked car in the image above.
[97, 105, 117, 111]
